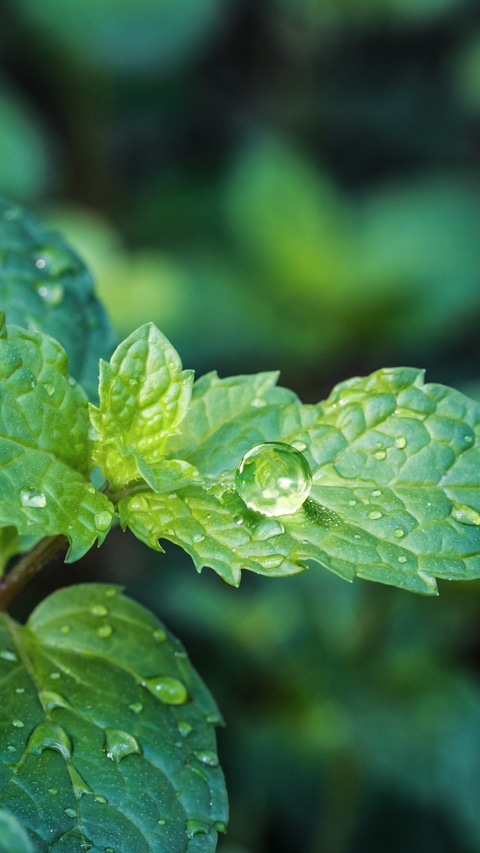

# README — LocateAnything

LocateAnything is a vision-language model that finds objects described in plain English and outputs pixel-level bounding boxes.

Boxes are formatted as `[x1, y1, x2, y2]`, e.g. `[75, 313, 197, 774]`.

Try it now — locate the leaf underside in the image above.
[119, 365, 480, 595]
[0, 584, 227, 853]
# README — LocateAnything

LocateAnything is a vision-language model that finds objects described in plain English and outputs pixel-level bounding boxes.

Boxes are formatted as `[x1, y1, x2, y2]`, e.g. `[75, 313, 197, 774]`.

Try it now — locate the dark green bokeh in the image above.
[2, 0, 480, 850]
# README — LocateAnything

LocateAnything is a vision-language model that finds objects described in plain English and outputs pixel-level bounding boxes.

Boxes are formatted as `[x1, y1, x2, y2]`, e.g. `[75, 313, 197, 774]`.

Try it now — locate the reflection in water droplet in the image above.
[236, 442, 312, 517]
[97, 625, 113, 639]
[450, 501, 480, 526]
[395, 436, 407, 449]
[348, 500, 356, 507]
[20, 488, 47, 508]
[153, 628, 167, 642]
[48, 788, 58, 796]
[374, 450, 386, 461]
[104, 728, 142, 762]
[158, 819, 166, 826]
[12, 719, 24, 727]
[0, 649, 17, 661]
[28, 721, 72, 759]
[398, 556, 407, 563]
[90, 604, 108, 616]
[186, 820, 210, 839]
[372, 489, 382, 497]
[394, 528, 405, 538]
[64, 808, 76, 819]
[143, 675, 188, 705]
[368, 510, 382, 520]
[194, 750, 219, 767]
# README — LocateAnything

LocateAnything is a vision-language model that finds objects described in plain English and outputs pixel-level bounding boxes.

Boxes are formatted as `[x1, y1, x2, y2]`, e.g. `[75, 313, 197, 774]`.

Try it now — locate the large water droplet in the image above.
[20, 488, 46, 508]
[104, 728, 142, 762]
[394, 436, 407, 449]
[235, 442, 312, 517]
[28, 722, 72, 760]
[143, 675, 188, 705]
[450, 501, 480, 526]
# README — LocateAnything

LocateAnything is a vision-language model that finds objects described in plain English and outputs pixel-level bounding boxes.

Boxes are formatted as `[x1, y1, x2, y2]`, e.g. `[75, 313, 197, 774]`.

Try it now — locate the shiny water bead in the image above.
[235, 442, 312, 517]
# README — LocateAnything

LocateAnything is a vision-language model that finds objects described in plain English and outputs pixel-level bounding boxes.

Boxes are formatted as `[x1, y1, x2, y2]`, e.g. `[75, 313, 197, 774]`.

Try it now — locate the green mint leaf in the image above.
[89, 323, 194, 490]
[0, 810, 34, 853]
[123, 368, 480, 595]
[0, 198, 116, 402]
[0, 317, 114, 563]
[0, 583, 227, 852]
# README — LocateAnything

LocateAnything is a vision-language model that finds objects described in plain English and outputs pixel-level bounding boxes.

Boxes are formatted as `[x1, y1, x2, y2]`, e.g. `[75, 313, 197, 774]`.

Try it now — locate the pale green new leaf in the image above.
[0, 809, 34, 853]
[89, 324, 193, 491]
[0, 584, 227, 853]
[122, 367, 480, 595]
[0, 317, 114, 563]
[0, 198, 116, 402]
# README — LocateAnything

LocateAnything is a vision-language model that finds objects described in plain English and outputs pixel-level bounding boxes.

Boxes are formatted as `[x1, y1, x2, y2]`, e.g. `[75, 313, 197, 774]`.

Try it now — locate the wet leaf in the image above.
[0, 584, 227, 852]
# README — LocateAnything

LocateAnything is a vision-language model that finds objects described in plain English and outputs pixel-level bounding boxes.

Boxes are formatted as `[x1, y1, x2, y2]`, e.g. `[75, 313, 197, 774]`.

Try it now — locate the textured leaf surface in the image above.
[89, 324, 193, 490]
[0, 318, 114, 563]
[122, 368, 480, 594]
[0, 809, 34, 853]
[0, 198, 116, 402]
[0, 584, 227, 853]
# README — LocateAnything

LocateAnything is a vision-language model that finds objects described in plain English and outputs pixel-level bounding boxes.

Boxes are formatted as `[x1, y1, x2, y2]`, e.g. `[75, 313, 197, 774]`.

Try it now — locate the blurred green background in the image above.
[3, 0, 480, 850]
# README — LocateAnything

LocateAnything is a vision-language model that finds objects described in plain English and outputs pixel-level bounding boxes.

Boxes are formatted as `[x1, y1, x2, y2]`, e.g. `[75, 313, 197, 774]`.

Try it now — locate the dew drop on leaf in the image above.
[398, 556, 408, 563]
[178, 720, 193, 737]
[450, 501, 480, 526]
[368, 510, 382, 520]
[235, 442, 312, 517]
[97, 624, 113, 639]
[27, 722, 72, 759]
[37, 283, 64, 306]
[0, 649, 17, 661]
[38, 690, 72, 712]
[395, 436, 407, 449]
[12, 719, 24, 727]
[153, 628, 167, 642]
[89, 604, 108, 617]
[194, 750, 219, 767]
[64, 808, 76, 819]
[214, 821, 227, 833]
[104, 728, 142, 762]
[186, 819, 210, 838]
[374, 450, 386, 460]
[143, 675, 188, 705]
[94, 511, 113, 531]
[128, 702, 143, 714]
[20, 488, 47, 508]
[394, 528, 405, 538]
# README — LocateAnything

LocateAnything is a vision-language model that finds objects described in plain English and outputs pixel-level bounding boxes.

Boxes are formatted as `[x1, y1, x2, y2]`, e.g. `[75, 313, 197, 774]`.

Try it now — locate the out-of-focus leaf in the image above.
[15, 0, 229, 75]
[0, 198, 116, 402]
[0, 583, 227, 852]
[0, 84, 53, 202]
[0, 809, 34, 853]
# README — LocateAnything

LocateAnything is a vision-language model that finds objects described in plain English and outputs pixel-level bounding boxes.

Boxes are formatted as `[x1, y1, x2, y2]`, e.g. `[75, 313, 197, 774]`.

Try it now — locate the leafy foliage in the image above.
[0, 584, 227, 853]
[0, 199, 116, 402]
[0, 315, 114, 568]
[0, 809, 34, 853]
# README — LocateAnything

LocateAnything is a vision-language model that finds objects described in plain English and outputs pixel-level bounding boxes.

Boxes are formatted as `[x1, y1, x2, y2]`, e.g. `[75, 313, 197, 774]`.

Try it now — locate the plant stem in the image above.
[0, 535, 68, 613]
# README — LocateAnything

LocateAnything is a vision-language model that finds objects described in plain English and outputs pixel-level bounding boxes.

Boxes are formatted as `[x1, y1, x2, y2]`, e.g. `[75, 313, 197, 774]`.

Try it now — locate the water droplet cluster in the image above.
[236, 442, 312, 516]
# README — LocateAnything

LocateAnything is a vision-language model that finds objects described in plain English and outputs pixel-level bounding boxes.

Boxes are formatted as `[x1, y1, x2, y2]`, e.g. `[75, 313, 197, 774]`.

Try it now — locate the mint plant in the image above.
[0, 199, 480, 853]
